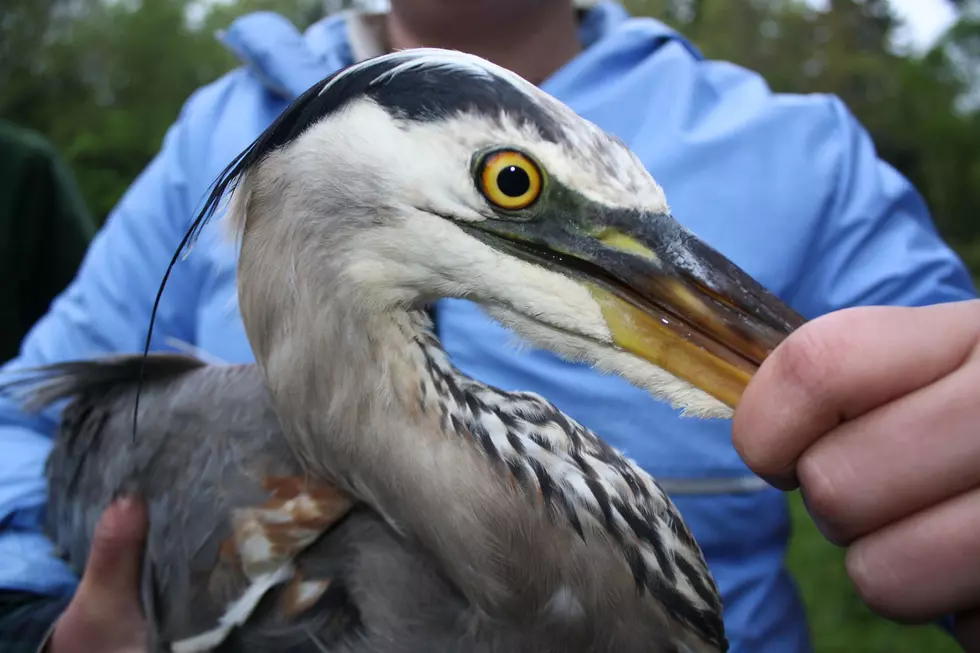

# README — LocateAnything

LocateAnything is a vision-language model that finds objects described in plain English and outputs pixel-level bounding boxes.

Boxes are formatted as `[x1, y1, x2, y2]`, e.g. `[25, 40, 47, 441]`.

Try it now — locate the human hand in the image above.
[44, 496, 149, 653]
[732, 300, 980, 651]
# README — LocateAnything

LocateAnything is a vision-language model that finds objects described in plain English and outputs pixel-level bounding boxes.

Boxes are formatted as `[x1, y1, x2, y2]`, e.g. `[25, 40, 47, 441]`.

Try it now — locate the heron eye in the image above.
[478, 149, 543, 211]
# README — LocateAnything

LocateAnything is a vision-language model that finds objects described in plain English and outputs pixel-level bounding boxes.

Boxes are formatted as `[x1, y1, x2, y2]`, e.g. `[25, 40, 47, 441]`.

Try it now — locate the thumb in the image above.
[78, 496, 148, 603]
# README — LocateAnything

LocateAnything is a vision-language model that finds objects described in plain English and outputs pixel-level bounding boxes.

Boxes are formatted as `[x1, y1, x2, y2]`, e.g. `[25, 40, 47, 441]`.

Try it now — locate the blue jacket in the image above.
[0, 3, 974, 652]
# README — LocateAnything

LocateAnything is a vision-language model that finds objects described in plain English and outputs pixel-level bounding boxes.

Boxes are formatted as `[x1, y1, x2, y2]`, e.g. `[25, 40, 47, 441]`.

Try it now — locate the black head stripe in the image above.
[365, 64, 564, 143]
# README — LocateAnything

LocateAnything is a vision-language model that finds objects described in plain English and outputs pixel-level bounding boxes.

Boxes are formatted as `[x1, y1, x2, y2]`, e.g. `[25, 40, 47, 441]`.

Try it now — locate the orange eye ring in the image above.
[478, 149, 543, 211]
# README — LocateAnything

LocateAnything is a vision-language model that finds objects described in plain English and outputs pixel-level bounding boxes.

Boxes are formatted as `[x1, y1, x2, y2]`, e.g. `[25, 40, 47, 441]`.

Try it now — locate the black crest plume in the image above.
[130, 64, 358, 441]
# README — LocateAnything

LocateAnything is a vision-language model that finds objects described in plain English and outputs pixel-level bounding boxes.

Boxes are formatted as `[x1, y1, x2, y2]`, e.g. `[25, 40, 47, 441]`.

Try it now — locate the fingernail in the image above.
[112, 493, 142, 514]
[104, 494, 148, 535]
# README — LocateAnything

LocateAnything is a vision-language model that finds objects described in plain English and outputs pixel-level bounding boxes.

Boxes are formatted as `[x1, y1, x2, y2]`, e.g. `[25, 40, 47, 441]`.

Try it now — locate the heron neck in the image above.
[243, 286, 720, 643]
[251, 296, 580, 612]
[249, 293, 473, 477]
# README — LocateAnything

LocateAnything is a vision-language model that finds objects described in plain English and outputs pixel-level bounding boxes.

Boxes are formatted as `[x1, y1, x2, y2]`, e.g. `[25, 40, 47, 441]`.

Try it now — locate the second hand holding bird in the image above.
[43, 497, 148, 653]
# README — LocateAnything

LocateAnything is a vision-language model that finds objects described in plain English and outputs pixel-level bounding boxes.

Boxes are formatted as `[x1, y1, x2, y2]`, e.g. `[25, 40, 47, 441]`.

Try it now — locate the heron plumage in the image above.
[6, 345, 724, 652]
[0, 47, 817, 653]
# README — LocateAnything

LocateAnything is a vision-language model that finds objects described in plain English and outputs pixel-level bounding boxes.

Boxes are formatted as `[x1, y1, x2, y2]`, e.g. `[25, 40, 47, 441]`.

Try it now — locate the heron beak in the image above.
[463, 206, 806, 410]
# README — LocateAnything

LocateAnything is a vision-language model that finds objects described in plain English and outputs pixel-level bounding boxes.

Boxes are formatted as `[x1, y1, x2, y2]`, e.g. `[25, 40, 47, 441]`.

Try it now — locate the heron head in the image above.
[213, 48, 804, 419]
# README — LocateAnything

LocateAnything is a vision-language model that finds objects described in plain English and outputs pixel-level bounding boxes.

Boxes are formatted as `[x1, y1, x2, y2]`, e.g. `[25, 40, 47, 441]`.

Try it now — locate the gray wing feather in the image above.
[6, 355, 473, 653]
[2, 355, 704, 653]
[5, 354, 308, 643]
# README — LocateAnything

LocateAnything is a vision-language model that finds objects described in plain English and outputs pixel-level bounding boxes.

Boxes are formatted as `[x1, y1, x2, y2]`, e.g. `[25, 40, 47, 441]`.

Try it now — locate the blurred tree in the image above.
[0, 0, 330, 221]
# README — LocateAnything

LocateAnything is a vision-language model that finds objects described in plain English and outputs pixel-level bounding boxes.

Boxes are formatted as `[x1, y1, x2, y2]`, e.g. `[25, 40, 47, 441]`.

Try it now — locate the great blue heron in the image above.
[5, 48, 804, 653]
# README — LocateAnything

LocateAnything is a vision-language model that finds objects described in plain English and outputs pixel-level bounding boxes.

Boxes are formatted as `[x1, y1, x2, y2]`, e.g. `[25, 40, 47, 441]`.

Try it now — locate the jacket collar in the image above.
[218, 2, 694, 101]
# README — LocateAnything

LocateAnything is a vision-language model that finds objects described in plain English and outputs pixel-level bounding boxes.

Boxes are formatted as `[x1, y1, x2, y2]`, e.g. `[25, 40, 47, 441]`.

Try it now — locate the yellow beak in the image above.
[465, 210, 805, 410]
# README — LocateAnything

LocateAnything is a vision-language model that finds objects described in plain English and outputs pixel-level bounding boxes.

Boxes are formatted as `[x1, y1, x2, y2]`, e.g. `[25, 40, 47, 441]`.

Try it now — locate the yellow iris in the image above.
[478, 149, 543, 211]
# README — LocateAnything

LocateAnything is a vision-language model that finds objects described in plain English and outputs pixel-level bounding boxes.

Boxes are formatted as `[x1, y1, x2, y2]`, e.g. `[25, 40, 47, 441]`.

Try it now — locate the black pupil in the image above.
[496, 165, 531, 197]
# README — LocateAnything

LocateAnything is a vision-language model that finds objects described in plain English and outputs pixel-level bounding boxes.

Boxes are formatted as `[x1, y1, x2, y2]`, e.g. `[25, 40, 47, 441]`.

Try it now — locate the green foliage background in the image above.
[2, 1, 977, 650]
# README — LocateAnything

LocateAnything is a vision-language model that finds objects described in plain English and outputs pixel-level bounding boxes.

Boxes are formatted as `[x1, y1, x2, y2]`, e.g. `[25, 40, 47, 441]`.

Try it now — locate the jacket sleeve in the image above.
[789, 97, 976, 314]
[0, 91, 213, 599]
